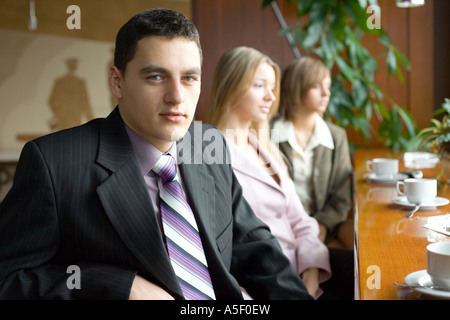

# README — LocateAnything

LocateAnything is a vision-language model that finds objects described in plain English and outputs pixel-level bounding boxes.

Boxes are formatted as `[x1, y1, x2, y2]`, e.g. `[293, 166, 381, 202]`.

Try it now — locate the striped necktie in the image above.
[153, 154, 216, 300]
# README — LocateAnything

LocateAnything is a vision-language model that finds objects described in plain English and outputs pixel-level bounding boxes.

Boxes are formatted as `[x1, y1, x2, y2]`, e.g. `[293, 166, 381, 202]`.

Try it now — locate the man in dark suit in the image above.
[0, 8, 311, 300]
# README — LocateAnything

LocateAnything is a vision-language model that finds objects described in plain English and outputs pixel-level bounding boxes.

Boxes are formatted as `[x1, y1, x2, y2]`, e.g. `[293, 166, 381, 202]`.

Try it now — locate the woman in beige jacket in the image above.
[272, 57, 354, 249]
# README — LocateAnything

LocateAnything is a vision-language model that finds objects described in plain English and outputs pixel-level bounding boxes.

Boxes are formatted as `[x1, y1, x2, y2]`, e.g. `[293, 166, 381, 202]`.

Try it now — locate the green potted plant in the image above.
[417, 98, 450, 179]
[262, 0, 415, 151]
[417, 98, 450, 155]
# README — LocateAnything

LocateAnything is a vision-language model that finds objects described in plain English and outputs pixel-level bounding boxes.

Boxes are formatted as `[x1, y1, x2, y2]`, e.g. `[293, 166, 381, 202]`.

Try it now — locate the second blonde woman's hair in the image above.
[278, 56, 330, 121]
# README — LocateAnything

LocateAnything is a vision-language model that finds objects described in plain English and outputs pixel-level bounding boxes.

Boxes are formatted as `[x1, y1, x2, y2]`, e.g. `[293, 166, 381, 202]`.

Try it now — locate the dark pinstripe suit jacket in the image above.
[0, 108, 311, 300]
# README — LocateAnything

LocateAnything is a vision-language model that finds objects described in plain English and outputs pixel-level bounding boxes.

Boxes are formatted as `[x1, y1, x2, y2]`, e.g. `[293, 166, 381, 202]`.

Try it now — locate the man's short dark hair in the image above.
[114, 8, 202, 73]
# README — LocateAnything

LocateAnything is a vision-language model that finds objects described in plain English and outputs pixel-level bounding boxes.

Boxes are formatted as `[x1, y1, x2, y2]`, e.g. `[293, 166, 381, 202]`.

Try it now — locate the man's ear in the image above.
[109, 66, 123, 99]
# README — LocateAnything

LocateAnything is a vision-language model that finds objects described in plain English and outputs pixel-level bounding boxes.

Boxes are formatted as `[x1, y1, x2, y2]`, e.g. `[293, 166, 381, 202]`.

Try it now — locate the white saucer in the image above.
[392, 196, 450, 210]
[404, 270, 450, 299]
[403, 152, 440, 169]
[364, 173, 408, 184]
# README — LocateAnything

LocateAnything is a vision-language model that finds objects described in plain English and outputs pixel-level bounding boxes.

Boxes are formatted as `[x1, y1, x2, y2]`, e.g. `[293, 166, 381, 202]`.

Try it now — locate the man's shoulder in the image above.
[184, 121, 225, 144]
[178, 121, 230, 167]
[186, 121, 221, 133]
[32, 118, 103, 147]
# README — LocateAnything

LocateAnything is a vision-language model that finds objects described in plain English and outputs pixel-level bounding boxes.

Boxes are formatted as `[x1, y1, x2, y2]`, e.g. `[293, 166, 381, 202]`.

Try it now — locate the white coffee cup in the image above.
[427, 242, 450, 290]
[366, 158, 398, 176]
[396, 178, 437, 204]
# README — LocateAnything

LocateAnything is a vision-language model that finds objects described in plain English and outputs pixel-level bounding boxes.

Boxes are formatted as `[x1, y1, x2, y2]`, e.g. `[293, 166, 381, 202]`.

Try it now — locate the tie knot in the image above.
[153, 155, 177, 183]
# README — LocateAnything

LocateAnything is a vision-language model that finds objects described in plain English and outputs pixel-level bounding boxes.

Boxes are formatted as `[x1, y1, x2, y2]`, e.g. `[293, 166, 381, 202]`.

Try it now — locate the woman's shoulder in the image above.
[324, 121, 348, 139]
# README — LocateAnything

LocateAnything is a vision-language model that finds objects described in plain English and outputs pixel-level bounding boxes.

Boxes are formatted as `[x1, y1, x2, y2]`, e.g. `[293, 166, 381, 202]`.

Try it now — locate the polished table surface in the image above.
[354, 148, 450, 300]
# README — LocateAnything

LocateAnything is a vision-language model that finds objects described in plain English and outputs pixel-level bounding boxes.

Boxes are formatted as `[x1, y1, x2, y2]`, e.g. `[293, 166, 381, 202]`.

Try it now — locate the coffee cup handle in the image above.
[396, 181, 405, 196]
[366, 160, 373, 172]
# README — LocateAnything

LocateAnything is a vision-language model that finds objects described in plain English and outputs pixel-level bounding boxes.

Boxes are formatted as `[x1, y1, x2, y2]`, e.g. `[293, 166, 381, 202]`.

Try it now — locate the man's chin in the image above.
[168, 124, 191, 142]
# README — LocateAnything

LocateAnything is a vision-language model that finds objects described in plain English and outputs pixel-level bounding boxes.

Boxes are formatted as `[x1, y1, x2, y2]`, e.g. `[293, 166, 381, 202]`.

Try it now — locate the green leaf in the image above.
[358, 0, 368, 8]
[395, 64, 404, 83]
[436, 132, 450, 143]
[316, 34, 332, 62]
[443, 98, 450, 113]
[295, 0, 314, 17]
[432, 107, 447, 117]
[335, 56, 358, 81]
[261, 0, 273, 8]
[356, 119, 372, 140]
[386, 47, 397, 75]
[331, 79, 354, 107]
[303, 21, 323, 49]
[378, 29, 391, 47]
[394, 47, 411, 70]
[344, 30, 359, 67]
[368, 82, 383, 100]
[395, 105, 416, 136]
[374, 101, 390, 119]
[362, 98, 373, 119]
[330, 5, 347, 42]
[302, 1, 328, 49]
[344, 0, 372, 34]
[352, 78, 368, 107]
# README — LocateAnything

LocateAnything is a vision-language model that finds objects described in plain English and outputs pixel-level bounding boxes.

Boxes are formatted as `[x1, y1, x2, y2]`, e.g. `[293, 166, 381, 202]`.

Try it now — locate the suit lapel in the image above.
[176, 126, 216, 246]
[95, 108, 182, 298]
[227, 137, 282, 192]
[279, 141, 294, 178]
[178, 164, 215, 241]
[177, 133, 230, 295]
[312, 146, 332, 211]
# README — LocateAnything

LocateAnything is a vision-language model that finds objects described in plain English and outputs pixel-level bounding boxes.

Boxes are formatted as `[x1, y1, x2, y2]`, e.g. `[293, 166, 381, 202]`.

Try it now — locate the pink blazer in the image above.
[227, 135, 331, 284]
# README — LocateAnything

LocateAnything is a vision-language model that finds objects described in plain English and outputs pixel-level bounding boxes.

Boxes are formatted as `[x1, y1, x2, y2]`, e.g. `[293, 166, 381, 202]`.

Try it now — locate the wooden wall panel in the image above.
[433, 0, 450, 111]
[193, 0, 299, 120]
[381, 0, 410, 111]
[0, 0, 191, 42]
[408, 0, 434, 128]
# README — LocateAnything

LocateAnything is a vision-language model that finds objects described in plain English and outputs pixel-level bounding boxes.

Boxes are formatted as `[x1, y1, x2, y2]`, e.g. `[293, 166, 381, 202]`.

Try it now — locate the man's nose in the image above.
[164, 80, 184, 105]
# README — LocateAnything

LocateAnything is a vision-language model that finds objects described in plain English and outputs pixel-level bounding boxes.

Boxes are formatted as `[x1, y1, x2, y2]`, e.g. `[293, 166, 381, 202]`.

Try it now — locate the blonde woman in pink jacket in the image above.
[205, 46, 353, 299]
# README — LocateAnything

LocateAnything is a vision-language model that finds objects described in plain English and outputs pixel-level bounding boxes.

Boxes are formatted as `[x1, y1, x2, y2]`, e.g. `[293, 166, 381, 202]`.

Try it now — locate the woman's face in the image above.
[301, 76, 331, 115]
[233, 62, 276, 124]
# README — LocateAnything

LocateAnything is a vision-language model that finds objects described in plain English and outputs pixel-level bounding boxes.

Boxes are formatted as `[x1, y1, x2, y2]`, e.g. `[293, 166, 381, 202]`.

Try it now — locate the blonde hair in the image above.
[205, 46, 280, 134]
[278, 56, 330, 121]
[205, 46, 286, 169]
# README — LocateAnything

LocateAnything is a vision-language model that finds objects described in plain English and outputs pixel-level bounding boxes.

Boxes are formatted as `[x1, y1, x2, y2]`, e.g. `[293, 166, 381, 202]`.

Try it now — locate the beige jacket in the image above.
[274, 119, 353, 237]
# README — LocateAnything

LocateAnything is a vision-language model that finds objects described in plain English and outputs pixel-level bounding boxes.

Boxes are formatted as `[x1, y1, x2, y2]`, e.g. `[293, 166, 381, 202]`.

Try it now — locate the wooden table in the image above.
[354, 148, 450, 300]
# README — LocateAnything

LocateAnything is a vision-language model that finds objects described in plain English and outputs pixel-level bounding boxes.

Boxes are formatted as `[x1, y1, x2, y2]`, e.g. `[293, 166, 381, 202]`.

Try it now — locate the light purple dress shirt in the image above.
[124, 124, 183, 227]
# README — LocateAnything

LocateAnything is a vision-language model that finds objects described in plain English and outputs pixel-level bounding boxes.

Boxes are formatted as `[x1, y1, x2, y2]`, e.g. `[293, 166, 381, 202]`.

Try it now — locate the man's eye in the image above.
[183, 75, 199, 82]
[146, 75, 163, 81]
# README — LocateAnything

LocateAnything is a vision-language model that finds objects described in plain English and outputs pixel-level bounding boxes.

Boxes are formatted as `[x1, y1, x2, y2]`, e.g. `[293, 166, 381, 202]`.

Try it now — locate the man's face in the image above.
[110, 36, 201, 152]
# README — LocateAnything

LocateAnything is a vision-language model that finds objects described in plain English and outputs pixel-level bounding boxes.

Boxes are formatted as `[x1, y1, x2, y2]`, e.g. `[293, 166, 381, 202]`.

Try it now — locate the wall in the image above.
[192, 0, 301, 121]
[0, 0, 191, 151]
[0, 0, 191, 200]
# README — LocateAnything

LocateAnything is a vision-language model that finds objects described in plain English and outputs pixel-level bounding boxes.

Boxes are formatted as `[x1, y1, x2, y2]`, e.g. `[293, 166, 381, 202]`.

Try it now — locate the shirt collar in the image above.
[312, 114, 335, 150]
[124, 124, 177, 175]
[272, 118, 293, 144]
[272, 114, 334, 150]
